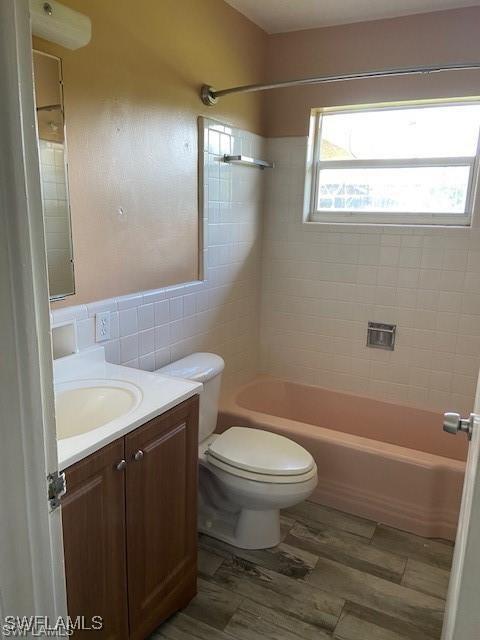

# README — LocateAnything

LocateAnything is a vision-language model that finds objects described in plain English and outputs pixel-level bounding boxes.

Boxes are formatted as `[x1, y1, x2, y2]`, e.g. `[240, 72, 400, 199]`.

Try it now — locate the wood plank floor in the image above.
[151, 501, 454, 640]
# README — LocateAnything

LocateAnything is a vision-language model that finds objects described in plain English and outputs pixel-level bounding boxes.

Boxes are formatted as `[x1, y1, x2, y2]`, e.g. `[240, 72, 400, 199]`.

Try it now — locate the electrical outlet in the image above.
[95, 311, 111, 342]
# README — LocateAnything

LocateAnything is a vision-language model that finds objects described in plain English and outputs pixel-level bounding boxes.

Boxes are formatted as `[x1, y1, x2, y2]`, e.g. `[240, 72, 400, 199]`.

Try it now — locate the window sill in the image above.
[304, 218, 472, 230]
[306, 212, 472, 228]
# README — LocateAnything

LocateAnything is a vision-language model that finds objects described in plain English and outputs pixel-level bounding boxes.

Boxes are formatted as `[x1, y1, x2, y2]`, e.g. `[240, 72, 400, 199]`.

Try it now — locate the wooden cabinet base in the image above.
[62, 439, 129, 640]
[129, 567, 197, 640]
[126, 398, 199, 639]
[61, 396, 199, 640]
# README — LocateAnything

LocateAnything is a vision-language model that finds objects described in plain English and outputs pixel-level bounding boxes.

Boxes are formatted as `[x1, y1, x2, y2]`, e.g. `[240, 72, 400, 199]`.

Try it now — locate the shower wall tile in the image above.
[51, 118, 265, 394]
[260, 136, 480, 415]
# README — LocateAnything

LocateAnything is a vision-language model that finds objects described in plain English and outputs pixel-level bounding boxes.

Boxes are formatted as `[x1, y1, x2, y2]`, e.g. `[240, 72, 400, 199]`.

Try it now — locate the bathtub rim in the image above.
[220, 374, 466, 472]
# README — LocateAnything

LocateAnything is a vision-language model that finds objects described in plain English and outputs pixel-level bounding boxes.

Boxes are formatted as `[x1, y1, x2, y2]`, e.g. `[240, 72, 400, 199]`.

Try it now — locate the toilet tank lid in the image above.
[156, 352, 225, 383]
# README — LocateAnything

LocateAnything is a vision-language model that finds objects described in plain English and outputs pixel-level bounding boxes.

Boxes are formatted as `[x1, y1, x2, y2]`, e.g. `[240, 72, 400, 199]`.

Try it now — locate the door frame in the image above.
[441, 407, 480, 639]
[0, 0, 66, 627]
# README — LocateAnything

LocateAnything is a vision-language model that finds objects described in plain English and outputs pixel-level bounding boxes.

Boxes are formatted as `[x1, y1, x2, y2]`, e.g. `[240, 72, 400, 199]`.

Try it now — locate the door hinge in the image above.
[48, 471, 66, 510]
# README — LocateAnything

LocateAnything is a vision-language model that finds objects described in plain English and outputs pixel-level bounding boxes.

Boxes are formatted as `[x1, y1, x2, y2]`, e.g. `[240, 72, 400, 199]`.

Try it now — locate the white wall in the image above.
[51, 119, 265, 394]
[260, 136, 480, 415]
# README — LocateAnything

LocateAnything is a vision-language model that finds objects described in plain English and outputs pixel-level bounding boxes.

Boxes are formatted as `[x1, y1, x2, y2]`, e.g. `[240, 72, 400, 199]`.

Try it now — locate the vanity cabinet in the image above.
[61, 438, 129, 640]
[61, 396, 199, 640]
[125, 398, 198, 639]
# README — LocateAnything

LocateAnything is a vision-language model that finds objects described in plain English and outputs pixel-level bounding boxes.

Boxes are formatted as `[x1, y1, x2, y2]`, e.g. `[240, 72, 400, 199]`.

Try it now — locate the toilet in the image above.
[157, 352, 318, 549]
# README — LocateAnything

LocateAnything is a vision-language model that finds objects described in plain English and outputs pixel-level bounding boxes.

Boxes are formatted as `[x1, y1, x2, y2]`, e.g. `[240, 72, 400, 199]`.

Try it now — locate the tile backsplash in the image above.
[260, 136, 480, 414]
[51, 119, 265, 394]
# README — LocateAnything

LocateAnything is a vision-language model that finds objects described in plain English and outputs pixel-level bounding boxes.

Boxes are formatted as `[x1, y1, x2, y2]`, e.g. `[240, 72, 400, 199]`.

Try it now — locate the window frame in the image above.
[306, 100, 480, 227]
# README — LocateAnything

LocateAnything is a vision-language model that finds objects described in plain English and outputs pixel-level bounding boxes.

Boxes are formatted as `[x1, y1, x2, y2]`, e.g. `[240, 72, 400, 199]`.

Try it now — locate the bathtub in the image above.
[218, 377, 467, 541]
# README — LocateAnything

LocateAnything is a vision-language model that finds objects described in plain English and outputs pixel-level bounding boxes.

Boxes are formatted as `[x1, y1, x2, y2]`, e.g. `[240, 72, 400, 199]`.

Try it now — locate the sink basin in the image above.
[55, 379, 142, 439]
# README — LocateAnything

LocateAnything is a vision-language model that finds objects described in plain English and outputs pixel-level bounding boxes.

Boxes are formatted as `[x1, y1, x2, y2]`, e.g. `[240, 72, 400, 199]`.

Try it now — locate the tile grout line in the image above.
[368, 519, 381, 544]
[399, 556, 409, 587]
[332, 600, 349, 638]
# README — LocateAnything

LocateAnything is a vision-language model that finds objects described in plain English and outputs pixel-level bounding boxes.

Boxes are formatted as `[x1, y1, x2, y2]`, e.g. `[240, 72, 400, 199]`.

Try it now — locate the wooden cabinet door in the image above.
[62, 439, 129, 640]
[125, 396, 199, 640]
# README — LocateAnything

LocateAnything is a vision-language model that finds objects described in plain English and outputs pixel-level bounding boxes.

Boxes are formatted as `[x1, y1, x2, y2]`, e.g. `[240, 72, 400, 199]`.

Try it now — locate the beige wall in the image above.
[265, 6, 480, 137]
[38, 0, 267, 307]
[44, 3, 480, 309]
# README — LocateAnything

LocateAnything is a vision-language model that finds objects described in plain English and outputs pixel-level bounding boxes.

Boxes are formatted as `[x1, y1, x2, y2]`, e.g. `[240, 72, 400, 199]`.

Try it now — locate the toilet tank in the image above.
[156, 353, 225, 442]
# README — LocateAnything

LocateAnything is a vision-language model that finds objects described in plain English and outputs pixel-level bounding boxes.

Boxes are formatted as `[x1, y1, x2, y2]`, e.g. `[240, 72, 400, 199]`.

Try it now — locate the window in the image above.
[307, 101, 480, 226]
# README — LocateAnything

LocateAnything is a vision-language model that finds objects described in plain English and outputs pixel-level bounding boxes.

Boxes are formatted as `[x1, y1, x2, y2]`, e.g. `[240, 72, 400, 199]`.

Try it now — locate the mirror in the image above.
[33, 50, 75, 300]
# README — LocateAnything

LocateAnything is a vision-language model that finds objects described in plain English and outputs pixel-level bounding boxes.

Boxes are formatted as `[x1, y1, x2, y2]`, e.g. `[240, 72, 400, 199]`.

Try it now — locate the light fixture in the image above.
[29, 0, 91, 50]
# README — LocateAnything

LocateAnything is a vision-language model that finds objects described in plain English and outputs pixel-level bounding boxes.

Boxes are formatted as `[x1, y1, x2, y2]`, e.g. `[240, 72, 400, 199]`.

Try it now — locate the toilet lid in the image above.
[206, 427, 314, 476]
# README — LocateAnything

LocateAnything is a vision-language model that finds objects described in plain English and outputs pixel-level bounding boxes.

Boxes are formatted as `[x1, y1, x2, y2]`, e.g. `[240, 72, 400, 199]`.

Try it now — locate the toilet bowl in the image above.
[156, 353, 318, 549]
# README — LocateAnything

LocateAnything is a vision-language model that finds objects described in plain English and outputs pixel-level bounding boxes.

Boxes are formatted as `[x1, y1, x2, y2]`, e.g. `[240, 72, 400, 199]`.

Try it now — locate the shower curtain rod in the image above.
[200, 62, 480, 105]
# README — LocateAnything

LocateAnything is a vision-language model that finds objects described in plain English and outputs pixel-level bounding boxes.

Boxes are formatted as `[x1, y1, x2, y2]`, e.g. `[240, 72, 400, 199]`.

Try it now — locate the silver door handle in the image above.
[115, 459, 127, 471]
[133, 449, 144, 461]
[443, 412, 474, 440]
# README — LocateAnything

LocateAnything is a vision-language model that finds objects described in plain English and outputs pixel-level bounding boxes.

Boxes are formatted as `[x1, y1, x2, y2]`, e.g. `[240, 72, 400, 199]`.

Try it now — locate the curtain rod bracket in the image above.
[201, 85, 218, 106]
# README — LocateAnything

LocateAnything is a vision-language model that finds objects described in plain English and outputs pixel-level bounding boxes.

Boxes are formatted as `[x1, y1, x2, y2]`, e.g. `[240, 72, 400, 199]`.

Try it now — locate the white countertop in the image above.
[54, 347, 202, 470]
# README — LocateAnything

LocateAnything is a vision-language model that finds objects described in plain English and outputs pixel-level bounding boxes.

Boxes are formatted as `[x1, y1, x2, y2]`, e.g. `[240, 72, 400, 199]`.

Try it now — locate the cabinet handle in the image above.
[115, 459, 127, 471]
[133, 449, 144, 461]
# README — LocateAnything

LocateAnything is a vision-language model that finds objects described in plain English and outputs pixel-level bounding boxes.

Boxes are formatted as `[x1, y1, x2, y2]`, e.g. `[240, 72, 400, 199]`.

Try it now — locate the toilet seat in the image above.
[206, 455, 318, 484]
[205, 426, 316, 484]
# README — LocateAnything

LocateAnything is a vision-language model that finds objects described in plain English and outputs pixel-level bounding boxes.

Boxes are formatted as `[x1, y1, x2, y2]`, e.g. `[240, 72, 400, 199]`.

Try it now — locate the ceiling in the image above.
[224, 0, 480, 33]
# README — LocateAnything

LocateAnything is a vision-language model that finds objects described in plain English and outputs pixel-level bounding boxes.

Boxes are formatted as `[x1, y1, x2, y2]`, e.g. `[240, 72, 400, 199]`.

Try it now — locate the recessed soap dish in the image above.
[367, 322, 396, 351]
[52, 321, 78, 359]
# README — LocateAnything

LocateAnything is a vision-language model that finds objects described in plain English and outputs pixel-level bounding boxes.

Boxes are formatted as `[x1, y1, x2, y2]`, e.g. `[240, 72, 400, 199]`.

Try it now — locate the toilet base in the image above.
[199, 507, 281, 549]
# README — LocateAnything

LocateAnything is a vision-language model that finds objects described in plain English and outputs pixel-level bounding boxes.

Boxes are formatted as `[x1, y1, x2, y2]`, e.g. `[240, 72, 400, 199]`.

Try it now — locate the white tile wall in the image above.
[51, 119, 265, 394]
[39, 140, 74, 296]
[260, 137, 480, 414]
